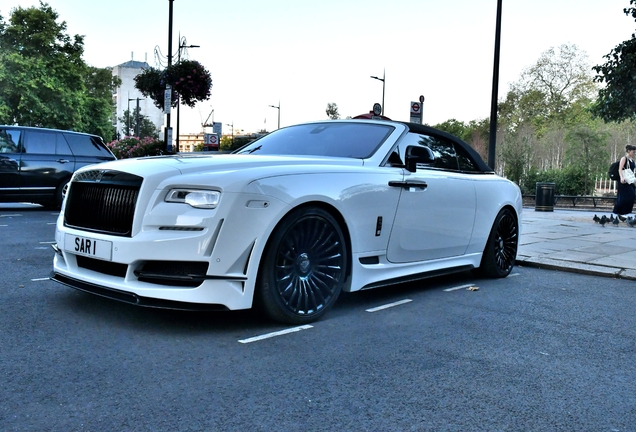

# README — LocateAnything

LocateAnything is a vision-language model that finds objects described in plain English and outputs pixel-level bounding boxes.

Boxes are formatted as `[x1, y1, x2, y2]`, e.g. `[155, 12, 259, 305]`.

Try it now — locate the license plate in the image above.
[65, 234, 112, 261]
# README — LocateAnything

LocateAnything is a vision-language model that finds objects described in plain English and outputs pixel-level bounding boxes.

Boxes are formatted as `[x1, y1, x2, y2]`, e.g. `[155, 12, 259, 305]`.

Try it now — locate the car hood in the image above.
[73, 153, 367, 192]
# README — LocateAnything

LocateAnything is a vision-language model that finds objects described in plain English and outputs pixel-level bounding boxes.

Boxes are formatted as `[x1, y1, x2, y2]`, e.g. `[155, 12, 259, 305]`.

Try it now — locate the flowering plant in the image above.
[106, 136, 166, 159]
[134, 60, 212, 110]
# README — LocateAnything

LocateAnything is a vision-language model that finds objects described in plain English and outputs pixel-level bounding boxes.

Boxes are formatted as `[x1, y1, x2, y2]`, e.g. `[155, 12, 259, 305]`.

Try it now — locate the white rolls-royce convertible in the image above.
[52, 119, 522, 324]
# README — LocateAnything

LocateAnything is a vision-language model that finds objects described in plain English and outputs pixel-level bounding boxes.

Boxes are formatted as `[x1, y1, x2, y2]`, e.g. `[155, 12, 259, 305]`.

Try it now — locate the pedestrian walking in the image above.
[613, 144, 636, 218]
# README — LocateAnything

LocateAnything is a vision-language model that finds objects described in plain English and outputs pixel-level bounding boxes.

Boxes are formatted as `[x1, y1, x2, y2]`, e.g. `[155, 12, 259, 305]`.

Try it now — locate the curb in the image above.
[516, 256, 636, 281]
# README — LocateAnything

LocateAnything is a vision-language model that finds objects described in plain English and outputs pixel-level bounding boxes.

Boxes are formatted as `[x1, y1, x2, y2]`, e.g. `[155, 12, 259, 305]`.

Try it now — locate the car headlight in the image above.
[165, 189, 220, 209]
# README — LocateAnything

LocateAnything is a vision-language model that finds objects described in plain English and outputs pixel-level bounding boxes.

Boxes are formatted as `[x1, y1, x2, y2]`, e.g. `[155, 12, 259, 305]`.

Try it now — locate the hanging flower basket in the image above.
[134, 59, 212, 110]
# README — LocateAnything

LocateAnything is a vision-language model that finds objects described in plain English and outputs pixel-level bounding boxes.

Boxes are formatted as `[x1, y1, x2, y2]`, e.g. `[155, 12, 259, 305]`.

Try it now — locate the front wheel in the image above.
[256, 207, 348, 324]
[477, 208, 518, 278]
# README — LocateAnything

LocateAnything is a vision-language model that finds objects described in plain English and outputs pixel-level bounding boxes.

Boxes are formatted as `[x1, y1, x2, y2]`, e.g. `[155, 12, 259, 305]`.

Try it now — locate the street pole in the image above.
[165, 0, 174, 152]
[488, 0, 503, 170]
[370, 70, 386, 115]
[135, 98, 141, 137]
[269, 102, 280, 129]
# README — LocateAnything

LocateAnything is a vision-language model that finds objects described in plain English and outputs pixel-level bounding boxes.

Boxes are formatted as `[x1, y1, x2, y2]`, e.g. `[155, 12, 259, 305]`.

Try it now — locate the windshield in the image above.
[234, 122, 394, 159]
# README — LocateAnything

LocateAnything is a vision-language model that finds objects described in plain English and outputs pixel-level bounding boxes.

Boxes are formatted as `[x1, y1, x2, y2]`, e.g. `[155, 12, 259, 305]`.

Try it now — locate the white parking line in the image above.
[443, 284, 476, 292]
[39, 241, 56, 244]
[31, 277, 50, 281]
[508, 273, 520, 277]
[0, 224, 7, 227]
[0, 214, 22, 217]
[238, 325, 313, 344]
[366, 299, 413, 312]
[47, 222, 56, 225]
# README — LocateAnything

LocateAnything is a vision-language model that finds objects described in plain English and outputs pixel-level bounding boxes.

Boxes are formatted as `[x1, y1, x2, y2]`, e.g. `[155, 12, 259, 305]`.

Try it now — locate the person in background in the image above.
[613, 144, 636, 219]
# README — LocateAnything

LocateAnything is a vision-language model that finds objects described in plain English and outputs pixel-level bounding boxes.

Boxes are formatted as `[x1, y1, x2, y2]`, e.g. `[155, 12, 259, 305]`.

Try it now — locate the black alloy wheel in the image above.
[478, 208, 518, 278]
[256, 207, 348, 324]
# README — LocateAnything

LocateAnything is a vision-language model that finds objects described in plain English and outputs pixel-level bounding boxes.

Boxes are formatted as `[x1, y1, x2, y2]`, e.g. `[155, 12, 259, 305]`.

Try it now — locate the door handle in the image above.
[56, 159, 71, 163]
[388, 180, 428, 190]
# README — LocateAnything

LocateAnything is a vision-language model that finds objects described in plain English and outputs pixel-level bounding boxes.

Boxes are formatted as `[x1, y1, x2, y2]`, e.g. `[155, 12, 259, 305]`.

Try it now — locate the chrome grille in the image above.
[64, 170, 143, 237]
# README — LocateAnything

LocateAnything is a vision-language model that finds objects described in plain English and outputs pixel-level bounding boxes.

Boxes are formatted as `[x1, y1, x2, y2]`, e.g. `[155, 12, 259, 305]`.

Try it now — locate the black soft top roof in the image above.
[397, 121, 494, 173]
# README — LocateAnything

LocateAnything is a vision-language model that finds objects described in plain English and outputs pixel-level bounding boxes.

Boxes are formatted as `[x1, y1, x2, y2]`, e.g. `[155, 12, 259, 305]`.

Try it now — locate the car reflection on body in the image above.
[51, 118, 522, 324]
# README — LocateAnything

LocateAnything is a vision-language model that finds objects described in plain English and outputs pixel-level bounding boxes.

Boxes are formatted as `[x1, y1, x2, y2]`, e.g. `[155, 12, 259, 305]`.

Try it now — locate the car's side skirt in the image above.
[358, 264, 475, 291]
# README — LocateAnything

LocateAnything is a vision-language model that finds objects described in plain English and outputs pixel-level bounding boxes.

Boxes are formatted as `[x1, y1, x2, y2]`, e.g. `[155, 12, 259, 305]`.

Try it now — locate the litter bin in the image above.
[535, 182, 555, 212]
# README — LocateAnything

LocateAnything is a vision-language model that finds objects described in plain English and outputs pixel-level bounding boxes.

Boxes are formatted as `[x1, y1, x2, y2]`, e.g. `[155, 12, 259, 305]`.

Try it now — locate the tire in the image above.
[477, 208, 518, 278]
[256, 207, 348, 324]
[42, 180, 69, 210]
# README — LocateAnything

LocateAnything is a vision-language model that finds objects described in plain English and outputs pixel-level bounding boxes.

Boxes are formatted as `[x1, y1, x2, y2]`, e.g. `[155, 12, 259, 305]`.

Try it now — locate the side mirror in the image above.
[405, 145, 435, 172]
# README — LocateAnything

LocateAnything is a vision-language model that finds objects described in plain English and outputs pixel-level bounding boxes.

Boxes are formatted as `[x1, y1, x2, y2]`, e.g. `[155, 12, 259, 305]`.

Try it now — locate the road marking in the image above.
[0, 214, 22, 217]
[35, 247, 49, 250]
[366, 299, 413, 312]
[238, 325, 313, 344]
[508, 273, 521, 277]
[31, 277, 50, 281]
[0, 224, 7, 227]
[47, 222, 56, 225]
[39, 241, 56, 244]
[443, 284, 475, 292]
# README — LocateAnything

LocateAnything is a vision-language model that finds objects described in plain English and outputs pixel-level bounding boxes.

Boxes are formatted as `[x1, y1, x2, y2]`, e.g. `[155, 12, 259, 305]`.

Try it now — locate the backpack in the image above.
[609, 160, 621, 180]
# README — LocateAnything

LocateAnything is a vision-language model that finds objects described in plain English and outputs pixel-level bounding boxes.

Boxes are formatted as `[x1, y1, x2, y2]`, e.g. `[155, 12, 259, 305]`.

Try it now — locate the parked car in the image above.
[51, 119, 522, 324]
[0, 126, 116, 208]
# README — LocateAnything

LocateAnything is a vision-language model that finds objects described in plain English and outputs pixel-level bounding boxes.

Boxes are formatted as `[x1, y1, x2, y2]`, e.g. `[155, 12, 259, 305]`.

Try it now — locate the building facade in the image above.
[111, 60, 164, 138]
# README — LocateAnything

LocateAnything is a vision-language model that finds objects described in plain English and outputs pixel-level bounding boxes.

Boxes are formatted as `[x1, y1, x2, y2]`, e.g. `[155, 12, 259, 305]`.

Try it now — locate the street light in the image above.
[175, 37, 200, 152]
[127, 97, 144, 136]
[269, 102, 280, 129]
[370, 69, 385, 115]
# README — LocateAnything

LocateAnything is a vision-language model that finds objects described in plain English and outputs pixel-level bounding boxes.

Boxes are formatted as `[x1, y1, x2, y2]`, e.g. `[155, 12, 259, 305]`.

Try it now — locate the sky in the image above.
[2, 0, 636, 136]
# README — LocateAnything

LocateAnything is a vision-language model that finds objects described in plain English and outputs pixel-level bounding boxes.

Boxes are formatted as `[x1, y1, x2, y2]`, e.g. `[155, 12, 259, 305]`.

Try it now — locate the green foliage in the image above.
[134, 60, 212, 110]
[0, 3, 117, 139]
[105, 136, 165, 159]
[220, 134, 253, 151]
[521, 165, 590, 196]
[118, 108, 159, 139]
[326, 103, 340, 120]
[432, 119, 471, 142]
[564, 123, 608, 192]
[592, 0, 636, 122]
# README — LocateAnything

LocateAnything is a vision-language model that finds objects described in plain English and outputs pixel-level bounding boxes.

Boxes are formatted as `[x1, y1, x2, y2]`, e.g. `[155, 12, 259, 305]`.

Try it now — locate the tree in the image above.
[326, 103, 340, 120]
[118, 108, 159, 139]
[82, 66, 121, 141]
[517, 44, 595, 118]
[564, 124, 608, 194]
[592, 0, 636, 122]
[0, 2, 117, 140]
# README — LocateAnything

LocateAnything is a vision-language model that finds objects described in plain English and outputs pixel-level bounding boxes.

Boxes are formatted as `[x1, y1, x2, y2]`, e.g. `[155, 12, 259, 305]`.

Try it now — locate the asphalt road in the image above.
[1, 204, 635, 431]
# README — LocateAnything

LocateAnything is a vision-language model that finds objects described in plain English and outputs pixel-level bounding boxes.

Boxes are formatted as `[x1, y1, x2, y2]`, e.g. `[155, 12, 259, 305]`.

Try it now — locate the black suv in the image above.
[0, 126, 116, 208]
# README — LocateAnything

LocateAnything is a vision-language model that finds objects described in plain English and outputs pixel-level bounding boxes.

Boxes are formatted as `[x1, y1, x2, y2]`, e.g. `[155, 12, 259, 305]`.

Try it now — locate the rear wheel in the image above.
[256, 207, 348, 324]
[477, 208, 518, 278]
[42, 180, 69, 210]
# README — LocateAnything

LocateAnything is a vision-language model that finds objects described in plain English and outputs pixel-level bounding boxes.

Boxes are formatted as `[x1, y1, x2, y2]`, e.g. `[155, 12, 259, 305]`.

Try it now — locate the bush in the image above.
[106, 136, 166, 159]
[521, 166, 590, 195]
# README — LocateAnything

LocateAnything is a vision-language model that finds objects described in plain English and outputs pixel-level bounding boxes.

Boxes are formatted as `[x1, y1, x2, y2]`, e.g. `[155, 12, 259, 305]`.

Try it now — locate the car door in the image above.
[0, 128, 22, 199]
[20, 129, 75, 199]
[386, 132, 477, 263]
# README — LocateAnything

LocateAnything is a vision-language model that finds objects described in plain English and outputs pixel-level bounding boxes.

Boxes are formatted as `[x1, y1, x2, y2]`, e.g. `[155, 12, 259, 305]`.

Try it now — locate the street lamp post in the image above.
[269, 102, 280, 129]
[370, 69, 385, 115]
[127, 97, 135, 136]
[165, 0, 174, 152]
[128, 97, 144, 136]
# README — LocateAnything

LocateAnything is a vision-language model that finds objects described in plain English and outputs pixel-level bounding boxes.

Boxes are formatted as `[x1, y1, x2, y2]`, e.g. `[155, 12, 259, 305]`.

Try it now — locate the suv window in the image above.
[0, 128, 20, 153]
[63, 133, 112, 158]
[23, 130, 58, 154]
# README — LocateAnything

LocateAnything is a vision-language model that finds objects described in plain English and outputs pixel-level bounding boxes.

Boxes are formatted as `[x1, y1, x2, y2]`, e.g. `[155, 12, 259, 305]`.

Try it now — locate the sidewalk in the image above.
[518, 207, 636, 280]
